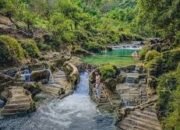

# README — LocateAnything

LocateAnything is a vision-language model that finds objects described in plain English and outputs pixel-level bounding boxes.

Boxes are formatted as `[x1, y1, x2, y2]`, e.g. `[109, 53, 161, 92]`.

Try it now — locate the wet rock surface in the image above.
[0, 86, 34, 116]
[117, 107, 161, 130]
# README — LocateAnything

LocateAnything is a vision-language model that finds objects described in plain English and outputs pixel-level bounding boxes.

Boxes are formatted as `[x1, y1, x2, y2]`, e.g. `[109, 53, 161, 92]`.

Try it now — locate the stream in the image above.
[0, 72, 116, 130]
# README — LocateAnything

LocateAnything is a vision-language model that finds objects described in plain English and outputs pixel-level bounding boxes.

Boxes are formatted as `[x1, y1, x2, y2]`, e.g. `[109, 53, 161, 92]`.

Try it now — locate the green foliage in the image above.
[136, 0, 180, 40]
[20, 39, 40, 58]
[37, 42, 51, 51]
[99, 64, 117, 80]
[145, 48, 180, 76]
[157, 66, 180, 129]
[139, 46, 149, 60]
[0, 35, 24, 65]
[83, 42, 105, 53]
[162, 48, 180, 71]
[145, 50, 161, 62]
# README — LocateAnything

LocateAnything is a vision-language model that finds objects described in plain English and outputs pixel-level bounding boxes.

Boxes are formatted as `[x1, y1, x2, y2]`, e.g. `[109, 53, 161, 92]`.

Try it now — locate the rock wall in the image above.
[63, 62, 80, 90]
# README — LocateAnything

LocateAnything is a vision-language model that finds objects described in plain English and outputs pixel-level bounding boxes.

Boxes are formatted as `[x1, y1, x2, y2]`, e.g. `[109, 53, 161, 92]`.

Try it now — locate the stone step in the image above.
[9, 87, 23, 90]
[2, 107, 30, 113]
[3, 106, 30, 111]
[125, 117, 161, 130]
[1, 111, 27, 116]
[4, 102, 31, 108]
[44, 87, 60, 92]
[9, 98, 31, 104]
[10, 95, 28, 99]
[50, 84, 63, 88]
[141, 110, 157, 117]
[119, 121, 148, 130]
[129, 114, 161, 127]
[132, 111, 159, 121]
[1, 86, 34, 116]
[41, 87, 59, 96]
[10, 90, 24, 93]
[119, 123, 131, 130]
[145, 108, 157, 113]
[53, 75, 66, 78]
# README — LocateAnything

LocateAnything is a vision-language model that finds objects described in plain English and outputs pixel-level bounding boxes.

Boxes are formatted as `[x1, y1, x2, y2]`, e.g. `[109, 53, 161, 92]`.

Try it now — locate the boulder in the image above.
[30, 69, 50, 82]
[63, 62, 79, 86]
[104, 78, 117, 92]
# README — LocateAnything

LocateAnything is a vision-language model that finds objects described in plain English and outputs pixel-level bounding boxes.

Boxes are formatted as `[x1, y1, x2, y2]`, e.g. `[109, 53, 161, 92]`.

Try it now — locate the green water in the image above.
[82, 49, 138, 66]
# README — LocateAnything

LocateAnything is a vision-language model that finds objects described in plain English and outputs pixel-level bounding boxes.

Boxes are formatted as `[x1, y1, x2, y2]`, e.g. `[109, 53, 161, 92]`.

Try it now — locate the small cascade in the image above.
[47, 69, 54, 84]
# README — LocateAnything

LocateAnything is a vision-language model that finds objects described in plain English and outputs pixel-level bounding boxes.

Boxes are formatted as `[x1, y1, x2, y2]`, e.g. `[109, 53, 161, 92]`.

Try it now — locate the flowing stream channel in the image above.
[0, 72, 116, 130]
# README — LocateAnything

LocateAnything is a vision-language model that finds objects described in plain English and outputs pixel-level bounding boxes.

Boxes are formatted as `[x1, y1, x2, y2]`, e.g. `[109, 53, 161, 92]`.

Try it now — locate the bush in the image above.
[0, 35, 25, 66]
[162, 48, 180, 71]
[145, 50, 161, 62]
[157, 66, 180, 129]
[37, 42, 51, 51]
[139, 46, 149, 60]
[99, 64, 117, 80]
[20, 39, 40, 58]
[145, 56, 162, 77]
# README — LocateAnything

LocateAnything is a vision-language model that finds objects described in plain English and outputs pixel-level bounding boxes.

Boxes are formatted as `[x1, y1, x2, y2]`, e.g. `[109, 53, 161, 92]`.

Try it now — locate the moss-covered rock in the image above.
[20, 39, 40, 58]
[0, 35, 25, 66]
[30, 70, 50, 82]
[99, 64, 117, 81]
[145, 50, 161, 62]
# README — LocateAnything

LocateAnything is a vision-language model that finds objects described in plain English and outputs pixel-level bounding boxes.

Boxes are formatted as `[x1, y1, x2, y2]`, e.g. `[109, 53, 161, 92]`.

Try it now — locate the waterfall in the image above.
[47, 69, 54, 84]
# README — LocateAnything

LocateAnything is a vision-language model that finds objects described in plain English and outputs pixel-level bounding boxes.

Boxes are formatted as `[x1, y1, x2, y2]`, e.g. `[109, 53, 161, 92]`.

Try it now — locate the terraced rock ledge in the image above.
[0, 86, 34, 116]
[117, 107, 162, 130]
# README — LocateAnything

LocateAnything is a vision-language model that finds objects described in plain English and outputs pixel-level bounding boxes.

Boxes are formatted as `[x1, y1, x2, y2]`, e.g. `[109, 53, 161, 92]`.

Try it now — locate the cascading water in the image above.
[47, 69, 54, 84]
[0, 72, 116, 130]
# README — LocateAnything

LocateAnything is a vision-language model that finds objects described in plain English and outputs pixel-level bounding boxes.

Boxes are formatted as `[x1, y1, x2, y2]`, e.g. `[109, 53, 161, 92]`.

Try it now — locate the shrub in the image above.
[157, 66, 180, 129]
[162, 48, 180, 71]
[20, 39, 40, 58]
[139, 46, 149, 60]
[99, 64, 117, 80]
[37, 42, 51, 51]
[0, 35, 24, 66]
[145, 50, 161, 62]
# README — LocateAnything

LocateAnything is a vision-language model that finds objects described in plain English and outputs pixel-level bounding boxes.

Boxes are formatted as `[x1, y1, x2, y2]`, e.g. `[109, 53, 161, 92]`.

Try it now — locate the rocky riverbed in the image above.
[0, 72, 116, 130]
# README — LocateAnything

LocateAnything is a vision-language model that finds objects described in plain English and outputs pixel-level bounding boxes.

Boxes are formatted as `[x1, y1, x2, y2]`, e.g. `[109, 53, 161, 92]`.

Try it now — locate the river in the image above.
[0, 72, 116, 130]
